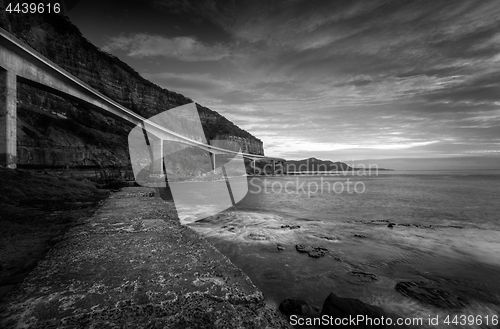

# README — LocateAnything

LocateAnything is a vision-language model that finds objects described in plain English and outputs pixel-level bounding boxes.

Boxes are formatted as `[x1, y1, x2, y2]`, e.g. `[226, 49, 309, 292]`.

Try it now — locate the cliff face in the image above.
[0, 8, 263, 168]
[197, 105, 264, 155]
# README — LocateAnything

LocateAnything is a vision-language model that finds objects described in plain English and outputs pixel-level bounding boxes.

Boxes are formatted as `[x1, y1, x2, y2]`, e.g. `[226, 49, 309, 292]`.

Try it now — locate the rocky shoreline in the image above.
[2, 182, 487, 328]
[0, 187, 290, 328]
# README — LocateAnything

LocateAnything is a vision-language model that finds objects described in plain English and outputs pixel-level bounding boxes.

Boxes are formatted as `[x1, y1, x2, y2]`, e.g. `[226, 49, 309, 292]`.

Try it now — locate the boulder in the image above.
[295, 244, 329, 258]
[279, 298, 320, 317]
[349, 271, 378, 282]
[281, 224, 301, 230]
[321, 292, 388, 328]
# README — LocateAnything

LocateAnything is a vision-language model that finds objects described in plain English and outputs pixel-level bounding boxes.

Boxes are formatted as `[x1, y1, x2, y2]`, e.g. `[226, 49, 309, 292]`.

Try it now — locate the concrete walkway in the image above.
[0, 187, 290, 328]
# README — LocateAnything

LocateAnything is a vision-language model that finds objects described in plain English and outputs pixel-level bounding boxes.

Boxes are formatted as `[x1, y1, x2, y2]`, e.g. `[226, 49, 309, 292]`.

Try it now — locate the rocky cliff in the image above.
[0, 7, 264, 168]
[286, 158, 354, 172]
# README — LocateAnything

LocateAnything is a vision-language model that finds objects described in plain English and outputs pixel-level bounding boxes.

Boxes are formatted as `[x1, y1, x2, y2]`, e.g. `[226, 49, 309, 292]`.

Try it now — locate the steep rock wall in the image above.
[0, 8, 264, 168]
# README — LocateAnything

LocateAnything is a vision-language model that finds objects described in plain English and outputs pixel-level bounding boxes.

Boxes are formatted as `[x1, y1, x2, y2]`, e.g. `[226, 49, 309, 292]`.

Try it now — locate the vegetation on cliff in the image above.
[286, 158, 354, 172]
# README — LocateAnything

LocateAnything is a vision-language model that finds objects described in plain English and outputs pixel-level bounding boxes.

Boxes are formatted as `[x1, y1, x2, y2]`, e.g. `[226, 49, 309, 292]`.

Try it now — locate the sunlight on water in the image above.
[188, 171, 500, 325]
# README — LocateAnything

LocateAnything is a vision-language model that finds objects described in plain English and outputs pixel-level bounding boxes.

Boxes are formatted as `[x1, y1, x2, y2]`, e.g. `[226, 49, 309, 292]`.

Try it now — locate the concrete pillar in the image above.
[272, 160, 275, 175]
[160, 139, 164, 174]
[0, 69, 16, 169]
[210, 152, 216, 170]
[253, 159, 256, 175]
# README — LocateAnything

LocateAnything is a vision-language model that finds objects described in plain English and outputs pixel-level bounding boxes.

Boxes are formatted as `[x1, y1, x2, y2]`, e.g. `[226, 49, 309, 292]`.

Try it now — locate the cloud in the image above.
[102, 33, 230, 61]
[133, 0, 500, 164]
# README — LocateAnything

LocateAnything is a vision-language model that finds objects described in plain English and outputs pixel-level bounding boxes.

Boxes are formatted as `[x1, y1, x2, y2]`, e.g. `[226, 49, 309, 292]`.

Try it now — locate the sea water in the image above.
[187, 170, 500, 327]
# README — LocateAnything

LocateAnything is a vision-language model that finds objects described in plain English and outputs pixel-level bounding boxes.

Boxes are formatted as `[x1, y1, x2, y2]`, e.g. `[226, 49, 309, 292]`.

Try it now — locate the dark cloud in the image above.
[422, 73, 500, 103]
[70, 0, 500, 165]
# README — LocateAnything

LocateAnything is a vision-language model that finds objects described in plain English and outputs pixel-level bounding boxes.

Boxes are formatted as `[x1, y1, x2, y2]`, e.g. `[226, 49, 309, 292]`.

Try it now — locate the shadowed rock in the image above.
[321, 292, 389, 328]
[349, 271, 378, 283]
[395, 281, 468, 309]
[281, 224, 301, 230]
[0, 187, 290, 328]
[279, 298, 320, 317]
[295, 244, 329, 258]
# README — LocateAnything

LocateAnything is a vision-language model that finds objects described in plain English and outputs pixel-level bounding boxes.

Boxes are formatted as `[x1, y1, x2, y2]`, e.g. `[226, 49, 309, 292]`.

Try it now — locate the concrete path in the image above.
[0, 187, 290, 328]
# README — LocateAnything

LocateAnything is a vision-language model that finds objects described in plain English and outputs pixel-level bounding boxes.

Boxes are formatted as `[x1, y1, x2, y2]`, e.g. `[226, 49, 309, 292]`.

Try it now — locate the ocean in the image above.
[186, 170, 500, 327]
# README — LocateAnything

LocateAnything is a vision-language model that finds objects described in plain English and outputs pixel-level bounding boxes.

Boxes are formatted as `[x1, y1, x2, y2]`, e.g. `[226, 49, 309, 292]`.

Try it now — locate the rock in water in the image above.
[279, 298, 320, 317]
[349, 271, 378, 284]
[295, 244, 329, 258]
[277, 244, 285, 251]
[321, 292, 388, 328]
[395, 281, 468, 309]
[281, 224, 301, 230]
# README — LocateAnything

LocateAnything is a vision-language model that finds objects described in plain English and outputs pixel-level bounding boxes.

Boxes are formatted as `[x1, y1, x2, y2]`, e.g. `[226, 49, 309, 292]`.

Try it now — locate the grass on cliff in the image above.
[0, 168, 108, 224]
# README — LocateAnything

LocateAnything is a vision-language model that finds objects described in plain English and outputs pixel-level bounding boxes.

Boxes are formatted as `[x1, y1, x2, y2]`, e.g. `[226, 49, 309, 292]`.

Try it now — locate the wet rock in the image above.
[353, 234, 367, 238]
[246, 233, 268, 241]
[314, 235, 338, 241]
[295, 244, 329, 258]
[281, 224, 301, 230]
[0, 187, 290, 328]
[387, 223, 396, 228]
[279, 298, 320, 317]
[395, 281, 468, 309]
[277, 244, 285, 251]
[398, 223, 418, 228]
[349, 271, 378, 283]
[399, 223, 464, 229]
[321, 292, 388, 328]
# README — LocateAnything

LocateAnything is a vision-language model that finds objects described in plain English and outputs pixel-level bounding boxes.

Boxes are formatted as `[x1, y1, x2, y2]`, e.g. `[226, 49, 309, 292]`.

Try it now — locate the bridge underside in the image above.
[0, 28, 285, 174]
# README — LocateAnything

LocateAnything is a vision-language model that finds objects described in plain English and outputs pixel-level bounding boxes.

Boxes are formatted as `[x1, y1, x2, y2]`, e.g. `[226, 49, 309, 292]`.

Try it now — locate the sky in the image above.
[67, 0, 500, 170]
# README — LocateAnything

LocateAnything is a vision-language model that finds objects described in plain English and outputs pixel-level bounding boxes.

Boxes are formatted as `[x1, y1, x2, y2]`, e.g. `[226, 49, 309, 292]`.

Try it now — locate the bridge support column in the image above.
[272, 160, 275, 175]
[160, 139, 164, 174]
[0, 69, 16, 169]
[209, 152, 216, 171]
[253, 159, 256, 175]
